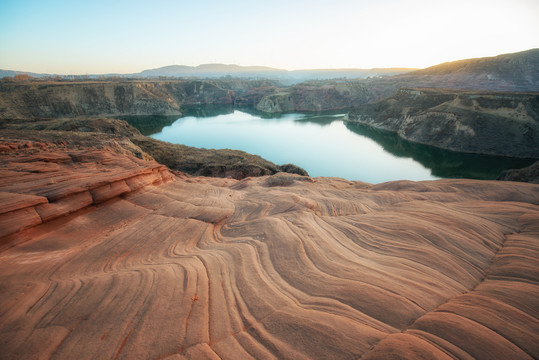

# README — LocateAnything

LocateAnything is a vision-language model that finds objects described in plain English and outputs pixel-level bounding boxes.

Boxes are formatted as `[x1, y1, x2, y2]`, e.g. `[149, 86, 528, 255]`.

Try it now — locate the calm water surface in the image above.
[129, 107, 534, 183]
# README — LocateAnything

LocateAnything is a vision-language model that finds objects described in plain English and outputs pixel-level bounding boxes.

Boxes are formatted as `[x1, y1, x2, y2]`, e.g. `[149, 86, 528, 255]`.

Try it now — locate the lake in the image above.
[123, 106, 535, 183]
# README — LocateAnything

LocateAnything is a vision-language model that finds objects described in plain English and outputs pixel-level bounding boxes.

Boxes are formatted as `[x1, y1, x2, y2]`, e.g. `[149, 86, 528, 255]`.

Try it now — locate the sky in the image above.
[0, 0, 538, 74]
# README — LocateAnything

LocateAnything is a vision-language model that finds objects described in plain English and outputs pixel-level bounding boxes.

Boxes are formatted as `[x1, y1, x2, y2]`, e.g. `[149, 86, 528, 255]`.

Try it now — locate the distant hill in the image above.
[1, 49, 537, 90]
[138, 64, 284, 78]
[400, 49, 539, 91]
[285, 68, 415, 83]
[134, 64, 414, 83]
[412, 49, 539, 76]
[0, 69, 52, 79]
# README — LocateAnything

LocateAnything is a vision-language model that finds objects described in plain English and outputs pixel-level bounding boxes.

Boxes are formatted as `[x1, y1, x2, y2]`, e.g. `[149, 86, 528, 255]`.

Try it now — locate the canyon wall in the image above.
[2, 80, 538, 161]
[254, 81, 388, 113]
[346, 88, 539, 158]
[0, 79, 392, 118]
[0, 80, 237, 118]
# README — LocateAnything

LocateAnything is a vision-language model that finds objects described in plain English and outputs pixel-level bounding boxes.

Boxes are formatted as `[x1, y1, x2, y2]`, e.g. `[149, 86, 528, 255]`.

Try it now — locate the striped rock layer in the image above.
[0, 145, 538, 359]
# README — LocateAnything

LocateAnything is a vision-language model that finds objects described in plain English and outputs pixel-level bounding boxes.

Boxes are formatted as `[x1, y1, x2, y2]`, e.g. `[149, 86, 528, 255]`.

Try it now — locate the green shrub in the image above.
[265, 174, 296, 187]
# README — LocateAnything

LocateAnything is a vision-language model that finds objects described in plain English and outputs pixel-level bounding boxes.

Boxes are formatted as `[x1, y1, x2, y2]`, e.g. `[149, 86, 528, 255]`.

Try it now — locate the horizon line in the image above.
[1, 47, 537, 76]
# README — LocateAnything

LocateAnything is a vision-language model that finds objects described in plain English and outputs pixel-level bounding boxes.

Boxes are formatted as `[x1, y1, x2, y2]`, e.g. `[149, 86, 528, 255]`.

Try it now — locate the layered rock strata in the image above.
[0, 142, 172, 239]
[0, 144, 538, 359]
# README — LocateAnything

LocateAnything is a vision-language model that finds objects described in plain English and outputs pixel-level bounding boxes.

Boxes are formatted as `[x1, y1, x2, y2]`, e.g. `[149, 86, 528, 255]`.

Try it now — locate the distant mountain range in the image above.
[0, 63, 414, 83]
[138, 64, 283, 77]
[134, 64, 415, 83]
[0, 69, 52, 79]
[1, 49, 537, 89]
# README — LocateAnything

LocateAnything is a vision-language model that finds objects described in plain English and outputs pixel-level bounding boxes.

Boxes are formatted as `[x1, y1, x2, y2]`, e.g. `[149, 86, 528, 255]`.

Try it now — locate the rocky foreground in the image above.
[0, 141, 538, 359]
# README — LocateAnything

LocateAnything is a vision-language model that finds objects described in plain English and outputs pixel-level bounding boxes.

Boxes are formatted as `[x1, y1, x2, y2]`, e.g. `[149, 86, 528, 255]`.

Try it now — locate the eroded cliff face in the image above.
[346, 88, 539, 158]
[254, 81, 383, 113]
[0, 141, 538, 359]
[0, 80, 237, 118]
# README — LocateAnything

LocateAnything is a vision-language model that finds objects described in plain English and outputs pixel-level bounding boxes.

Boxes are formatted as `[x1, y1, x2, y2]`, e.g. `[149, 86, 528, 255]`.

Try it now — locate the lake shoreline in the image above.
[136, 107, 535, 183]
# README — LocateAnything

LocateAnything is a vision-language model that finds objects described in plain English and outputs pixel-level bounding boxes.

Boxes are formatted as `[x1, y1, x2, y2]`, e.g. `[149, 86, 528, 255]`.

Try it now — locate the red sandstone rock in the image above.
[90, 180, 132, 204]
[35, 191, 94, 222]
[0, 191, 48, 214]
[0, 145, 169, 238]
[0, 207, 42, 239]
[0, 146, 538, 359]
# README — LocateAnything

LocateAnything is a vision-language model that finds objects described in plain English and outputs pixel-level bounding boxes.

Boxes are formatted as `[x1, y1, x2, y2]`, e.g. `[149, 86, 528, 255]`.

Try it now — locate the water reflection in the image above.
[148, 110, 438, 183]
[345, 122, 535, 179]
[123, 106, 535, 182]
[120, 104, 235, 135]
[182, 104, 235, 118]
[120, 114, 180, 136]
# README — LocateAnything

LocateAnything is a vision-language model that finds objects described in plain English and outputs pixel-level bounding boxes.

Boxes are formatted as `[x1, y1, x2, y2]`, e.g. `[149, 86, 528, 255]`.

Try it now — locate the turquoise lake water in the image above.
[123, 107, 535, 183]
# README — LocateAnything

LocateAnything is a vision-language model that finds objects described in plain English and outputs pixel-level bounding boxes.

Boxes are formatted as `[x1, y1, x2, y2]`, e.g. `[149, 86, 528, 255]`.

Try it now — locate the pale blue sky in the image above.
[0, 0, 538, 74]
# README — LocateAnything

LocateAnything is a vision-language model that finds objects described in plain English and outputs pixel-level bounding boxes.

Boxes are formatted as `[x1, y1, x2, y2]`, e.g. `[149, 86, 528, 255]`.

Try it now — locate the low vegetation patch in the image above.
[264, 173, 313, 187]
[265, 174, 297, 187]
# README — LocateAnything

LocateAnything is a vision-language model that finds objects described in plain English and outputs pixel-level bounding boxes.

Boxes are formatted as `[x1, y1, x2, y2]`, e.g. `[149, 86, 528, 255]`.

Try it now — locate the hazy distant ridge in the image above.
[1, 49, 537, 90]
[136, 63, 415, 82]
[139, 64, 284, 77]
[0, 64, 415, 82]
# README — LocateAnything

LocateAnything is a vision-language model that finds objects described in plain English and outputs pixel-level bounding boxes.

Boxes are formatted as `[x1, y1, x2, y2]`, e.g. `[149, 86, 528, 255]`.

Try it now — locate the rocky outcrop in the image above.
[497, 160, 539, 183]
[346, 88, 539, 158]
[255, 89, 296, 112]
[131, 136, 308, 178]
[0, 142, 538, 359]
[0, 142, 173, 239]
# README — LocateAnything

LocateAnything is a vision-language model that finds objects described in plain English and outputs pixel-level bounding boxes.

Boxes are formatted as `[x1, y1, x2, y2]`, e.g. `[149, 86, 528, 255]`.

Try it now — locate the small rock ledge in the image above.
[0, 143, 174, 241]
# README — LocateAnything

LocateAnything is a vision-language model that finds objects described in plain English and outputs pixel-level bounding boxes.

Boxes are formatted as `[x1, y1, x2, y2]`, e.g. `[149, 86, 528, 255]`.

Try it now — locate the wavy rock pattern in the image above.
[0, 147, 538, 359]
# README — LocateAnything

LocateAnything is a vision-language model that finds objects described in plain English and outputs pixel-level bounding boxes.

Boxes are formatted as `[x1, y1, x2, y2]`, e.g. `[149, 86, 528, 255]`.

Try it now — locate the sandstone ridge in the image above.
[0, 141, 538, 359]
[0, 142, 173, 240]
